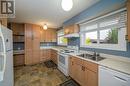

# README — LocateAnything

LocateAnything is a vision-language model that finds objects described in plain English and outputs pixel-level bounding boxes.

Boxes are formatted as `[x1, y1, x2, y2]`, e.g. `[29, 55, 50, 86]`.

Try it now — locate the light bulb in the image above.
[62, 0, 73, 11]
[43, 24, 47, 30]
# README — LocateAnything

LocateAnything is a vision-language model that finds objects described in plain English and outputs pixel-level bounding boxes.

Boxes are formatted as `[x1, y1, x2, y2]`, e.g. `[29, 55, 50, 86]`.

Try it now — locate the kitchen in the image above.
[0, 0, 130, 86]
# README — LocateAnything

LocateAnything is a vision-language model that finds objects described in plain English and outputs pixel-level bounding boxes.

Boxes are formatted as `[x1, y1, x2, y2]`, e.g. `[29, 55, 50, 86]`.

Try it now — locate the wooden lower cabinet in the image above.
[83, 60, 98, 86]
[14, 54, 25, 66]
[69, 56, 98, 86]
[40, 49, 51, 62]
[40, 49, 58, 64]
[84, 69, 98, 86]
[69, 56, 84, 86]
[51, 49, 58, 64]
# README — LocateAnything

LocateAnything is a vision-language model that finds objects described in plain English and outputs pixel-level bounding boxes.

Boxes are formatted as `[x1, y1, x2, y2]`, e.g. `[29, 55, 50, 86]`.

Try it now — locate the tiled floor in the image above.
[14, 63, 69, 86]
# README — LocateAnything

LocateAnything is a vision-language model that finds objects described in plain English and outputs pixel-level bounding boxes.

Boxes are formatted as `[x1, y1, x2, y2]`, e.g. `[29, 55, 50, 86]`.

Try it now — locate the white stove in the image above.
[58, 46, 79, 76]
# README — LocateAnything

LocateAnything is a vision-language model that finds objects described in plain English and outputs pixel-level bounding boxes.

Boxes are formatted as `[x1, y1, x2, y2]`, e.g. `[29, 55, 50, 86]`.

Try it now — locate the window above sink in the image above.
[80, 10, 127, 51]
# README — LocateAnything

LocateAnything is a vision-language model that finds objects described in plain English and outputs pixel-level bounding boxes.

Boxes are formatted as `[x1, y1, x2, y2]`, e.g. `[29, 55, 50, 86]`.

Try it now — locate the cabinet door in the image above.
[41, 29, 46, 42]
[13, 54, 25, 66]
[51, 49, 57, 64]
[25, 50, 33, 65]
[51, 29, 57, 42]
[25, 24, 33, 51]
[74, 24, 79, 33]
[69, 57, 76, 78]
[45, 29, 52, 42]
[127, 1, 130, 42]
[84, 69, 98, 86]
[41, 49, 51, 62]
[25, 24, 33, 65]
[32, 25, 40, 64]
[69, 57, 84, 86]
[74, 62, 84, 86]
[64, 24, 79, 35]
[83, 60, 98, 86]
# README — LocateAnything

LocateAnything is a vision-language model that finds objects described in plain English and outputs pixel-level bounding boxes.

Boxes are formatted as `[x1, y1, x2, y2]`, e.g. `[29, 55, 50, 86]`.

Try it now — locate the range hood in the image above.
[63, 33, 79, 38]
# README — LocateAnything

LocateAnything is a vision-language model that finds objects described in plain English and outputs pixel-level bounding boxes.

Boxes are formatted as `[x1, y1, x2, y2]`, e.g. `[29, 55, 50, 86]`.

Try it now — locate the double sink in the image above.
[77, 53, 105, 62]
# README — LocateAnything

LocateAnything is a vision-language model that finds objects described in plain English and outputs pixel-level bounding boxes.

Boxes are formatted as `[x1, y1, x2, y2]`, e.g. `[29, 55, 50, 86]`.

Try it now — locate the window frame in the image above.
[57, 29, 67, 46]
[80, 10, 127, 51]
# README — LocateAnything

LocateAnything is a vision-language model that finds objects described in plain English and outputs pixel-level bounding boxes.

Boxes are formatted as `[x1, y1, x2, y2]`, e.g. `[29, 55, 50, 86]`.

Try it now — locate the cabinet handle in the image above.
[82, 66, 85, 71]
[32, 32, 34, 40]
[72, 62, 73, 65]
[114, 75, 127, 82]
[125, 35, 128, 40]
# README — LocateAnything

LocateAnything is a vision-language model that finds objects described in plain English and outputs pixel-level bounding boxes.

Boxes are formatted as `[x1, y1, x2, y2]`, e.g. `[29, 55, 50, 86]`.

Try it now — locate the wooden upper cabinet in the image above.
[64, 24, 79, 35]
[51, 29, 57, 42]
[0, 18, 7, 27]
[40, 28, 57, 42]
[10, 23, 25, 35]
[127, 0, 130, 42]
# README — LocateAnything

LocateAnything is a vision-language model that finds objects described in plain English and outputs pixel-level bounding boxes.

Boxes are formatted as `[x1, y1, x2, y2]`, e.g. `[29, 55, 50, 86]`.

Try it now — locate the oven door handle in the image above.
[58, 53, 68, 57]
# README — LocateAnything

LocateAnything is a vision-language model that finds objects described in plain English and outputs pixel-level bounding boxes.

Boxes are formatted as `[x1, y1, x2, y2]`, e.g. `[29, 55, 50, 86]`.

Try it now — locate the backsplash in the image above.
[13, 43, 24, 50]
[68, 37, 130, 58]
[40, 42, 57, 47]
[68, 37, 80, 46]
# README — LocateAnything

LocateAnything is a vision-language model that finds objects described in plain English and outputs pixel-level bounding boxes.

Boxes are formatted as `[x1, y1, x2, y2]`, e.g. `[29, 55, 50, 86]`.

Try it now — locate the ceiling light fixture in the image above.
[43, 24, 47, 30]
[61, 0, 73, 11]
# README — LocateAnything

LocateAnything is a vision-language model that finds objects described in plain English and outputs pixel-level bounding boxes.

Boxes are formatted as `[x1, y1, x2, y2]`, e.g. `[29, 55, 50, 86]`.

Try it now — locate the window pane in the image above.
[85, 31, 98, 45]
[99, 28, 118, 44]
[58, 37, 67, 45]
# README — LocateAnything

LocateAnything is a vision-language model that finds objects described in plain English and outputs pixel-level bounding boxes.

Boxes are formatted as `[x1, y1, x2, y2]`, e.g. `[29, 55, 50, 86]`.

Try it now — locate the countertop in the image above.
[40, 46, 130, 75]
[13, 50, 24, 55]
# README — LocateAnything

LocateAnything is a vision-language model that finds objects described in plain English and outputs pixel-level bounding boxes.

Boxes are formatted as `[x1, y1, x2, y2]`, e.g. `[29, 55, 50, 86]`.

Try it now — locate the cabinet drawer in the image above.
[14, 54, 25, 66]
[83, 60, 98, 73]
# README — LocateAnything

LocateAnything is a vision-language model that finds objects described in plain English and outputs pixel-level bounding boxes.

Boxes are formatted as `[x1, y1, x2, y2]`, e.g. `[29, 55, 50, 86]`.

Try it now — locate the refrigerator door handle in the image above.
[114, 75, 127, 82]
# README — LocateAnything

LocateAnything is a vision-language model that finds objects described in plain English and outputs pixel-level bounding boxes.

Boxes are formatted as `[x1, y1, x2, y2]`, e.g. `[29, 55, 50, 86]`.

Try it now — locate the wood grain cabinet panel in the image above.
[127, 0, 130, 42]
[83, 60, 98, 86]
[69, 56, 98, 86]
[64, 24, 79, 35]
[13, 54, 25, 66]
[51, 49, 58, 64]
[40, 49, 51, 62]
[25, 24, 41, 65]
[40, 28, 57, 42]
[69, 56, 84, 86]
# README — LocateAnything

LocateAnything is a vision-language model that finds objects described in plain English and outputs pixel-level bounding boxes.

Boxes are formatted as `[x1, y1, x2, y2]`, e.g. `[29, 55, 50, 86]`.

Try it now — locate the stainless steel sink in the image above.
[77, 53, 105, 62]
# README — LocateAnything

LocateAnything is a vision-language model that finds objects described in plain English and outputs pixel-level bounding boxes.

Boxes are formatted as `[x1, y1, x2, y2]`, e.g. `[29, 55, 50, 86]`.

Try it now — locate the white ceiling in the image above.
[9, 0, 100, 28]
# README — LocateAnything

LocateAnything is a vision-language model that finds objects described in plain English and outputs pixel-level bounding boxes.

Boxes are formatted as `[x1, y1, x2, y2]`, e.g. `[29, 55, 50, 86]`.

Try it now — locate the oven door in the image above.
[58, 53, 68, 66]
[58, 53, 69, 76]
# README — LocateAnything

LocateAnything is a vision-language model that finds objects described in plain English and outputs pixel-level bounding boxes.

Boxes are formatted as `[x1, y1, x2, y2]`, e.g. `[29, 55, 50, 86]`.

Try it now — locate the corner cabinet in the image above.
[25, 24, 41, 65]
[69, 56, 98, 86]
[127, 0, 130, 42]
[64, 24, 79, 35]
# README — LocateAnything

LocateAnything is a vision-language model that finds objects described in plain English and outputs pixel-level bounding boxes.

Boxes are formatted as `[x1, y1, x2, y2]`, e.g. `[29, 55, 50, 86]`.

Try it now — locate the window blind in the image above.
[80, 10, 127, 33]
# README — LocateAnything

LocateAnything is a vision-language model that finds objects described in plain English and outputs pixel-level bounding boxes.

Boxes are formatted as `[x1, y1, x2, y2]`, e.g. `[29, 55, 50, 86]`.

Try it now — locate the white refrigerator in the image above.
[0, 25, 13, 86]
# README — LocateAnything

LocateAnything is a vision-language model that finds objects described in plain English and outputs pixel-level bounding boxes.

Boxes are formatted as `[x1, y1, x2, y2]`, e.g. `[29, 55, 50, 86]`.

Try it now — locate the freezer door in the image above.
[1, 26, 13, 51]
